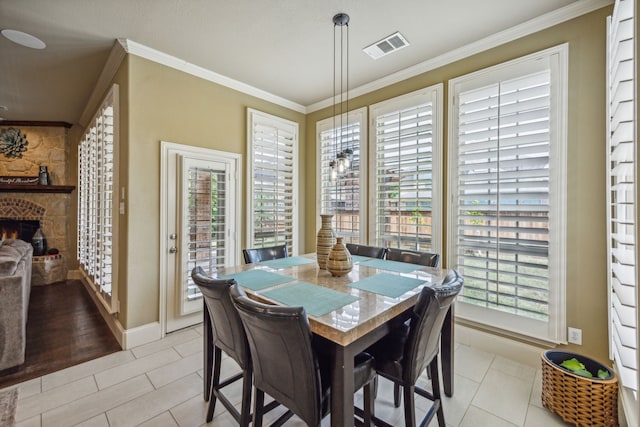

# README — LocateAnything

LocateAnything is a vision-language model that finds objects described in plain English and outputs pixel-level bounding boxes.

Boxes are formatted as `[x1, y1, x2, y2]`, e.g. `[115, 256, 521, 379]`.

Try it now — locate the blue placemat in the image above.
[350, 255, 375, 264]
[219, 269, 294, 291]
[261, 282, 359, 317]
[361, 258, 424, 273]
[349, 273, 425, 298]
[258, 256, 315, 269]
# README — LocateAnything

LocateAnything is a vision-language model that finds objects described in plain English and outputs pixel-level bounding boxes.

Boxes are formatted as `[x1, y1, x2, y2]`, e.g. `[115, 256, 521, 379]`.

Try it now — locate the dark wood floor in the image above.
[0, 280, 121, 389]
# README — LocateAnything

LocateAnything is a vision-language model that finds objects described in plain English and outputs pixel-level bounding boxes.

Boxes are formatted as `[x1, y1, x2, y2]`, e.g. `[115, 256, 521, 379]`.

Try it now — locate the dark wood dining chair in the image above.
[242, 244, 288, 264]
[230, 284, 376, 427]
[385, 247, 439, 267]
[364, 269, 463, 427]
[191, 267, 253, 426]
[346, 243, 387, 259]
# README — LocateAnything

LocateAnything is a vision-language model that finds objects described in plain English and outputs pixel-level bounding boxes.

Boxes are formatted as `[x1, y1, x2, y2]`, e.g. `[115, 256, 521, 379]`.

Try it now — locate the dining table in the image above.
[203, 253, 455, 427]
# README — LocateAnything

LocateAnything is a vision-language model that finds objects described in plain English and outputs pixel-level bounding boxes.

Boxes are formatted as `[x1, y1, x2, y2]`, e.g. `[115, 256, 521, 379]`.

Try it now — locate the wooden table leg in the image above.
[203, 304, 213, 401]
[441, 304, 454, 397]
[331, 344, 355, 427]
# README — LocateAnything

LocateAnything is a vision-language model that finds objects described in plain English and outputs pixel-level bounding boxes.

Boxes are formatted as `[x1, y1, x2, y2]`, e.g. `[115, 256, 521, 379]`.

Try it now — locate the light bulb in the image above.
[343, 156, 350, 169]
[337, 159, 345, 173]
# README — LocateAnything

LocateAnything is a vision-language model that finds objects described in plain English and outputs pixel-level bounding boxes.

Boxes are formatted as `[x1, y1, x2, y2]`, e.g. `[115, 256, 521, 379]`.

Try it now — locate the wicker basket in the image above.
[541, 350, 618, 426]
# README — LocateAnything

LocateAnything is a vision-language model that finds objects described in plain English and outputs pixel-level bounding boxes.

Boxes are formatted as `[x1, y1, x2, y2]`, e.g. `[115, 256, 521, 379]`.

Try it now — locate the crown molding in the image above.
[78, 40, 127, 128]
[120, 39, 306, 114]
[307, 0, 614, 113]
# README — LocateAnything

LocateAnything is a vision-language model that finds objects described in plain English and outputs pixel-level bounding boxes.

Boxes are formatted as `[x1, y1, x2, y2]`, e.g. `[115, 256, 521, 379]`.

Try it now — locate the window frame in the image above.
[315, 107, 368, 242]
[447, 44, 568, 343]
[246, 108, 299, 255]
[368, 85, 444, 254]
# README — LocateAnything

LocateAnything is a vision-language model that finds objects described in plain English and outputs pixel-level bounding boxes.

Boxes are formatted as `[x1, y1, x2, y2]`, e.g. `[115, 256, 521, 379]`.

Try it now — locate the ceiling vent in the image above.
[363, 31, 410, 59]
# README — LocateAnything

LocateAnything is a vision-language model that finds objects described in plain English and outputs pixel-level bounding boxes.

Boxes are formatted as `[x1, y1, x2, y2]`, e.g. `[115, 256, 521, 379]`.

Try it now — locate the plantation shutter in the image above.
[370, 86, 441, 251]
[607, 0, 638, 393]
[184, 166, 227, 305]
[78, 84, 118, 313]
[454, 70, 551, 322]
[248, 110, 298, 254]
[318, 108, 366, 243]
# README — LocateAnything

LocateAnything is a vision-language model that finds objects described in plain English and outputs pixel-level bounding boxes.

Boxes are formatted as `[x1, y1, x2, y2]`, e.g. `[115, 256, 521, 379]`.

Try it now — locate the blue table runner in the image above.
[349, 273, 425, 298]
[360, 258, 425, 273]
[219, 269, 294, 291]
[350, 255, 375, 264]
[261, 282, 359, 317]
[258, 256, 315, 269]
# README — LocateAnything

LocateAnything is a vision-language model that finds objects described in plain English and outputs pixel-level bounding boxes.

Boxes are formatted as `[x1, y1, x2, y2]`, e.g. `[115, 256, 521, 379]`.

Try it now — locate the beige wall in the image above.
[118, 56, 305, 329]
[306, 6, 612, 362]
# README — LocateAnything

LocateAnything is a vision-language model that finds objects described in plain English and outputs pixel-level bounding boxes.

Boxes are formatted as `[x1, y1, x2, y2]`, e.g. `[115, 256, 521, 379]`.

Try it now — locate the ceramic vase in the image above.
[316, 214, 336, 269]
[327, 237, 353, 277]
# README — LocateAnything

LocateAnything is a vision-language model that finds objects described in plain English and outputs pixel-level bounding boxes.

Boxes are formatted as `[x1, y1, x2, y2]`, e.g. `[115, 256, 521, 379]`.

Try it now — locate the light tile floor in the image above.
[4, 325, 579, 427]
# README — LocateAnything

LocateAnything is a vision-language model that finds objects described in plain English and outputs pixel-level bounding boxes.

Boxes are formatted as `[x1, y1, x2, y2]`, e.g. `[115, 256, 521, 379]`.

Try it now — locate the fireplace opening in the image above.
[0, 219, 40, 244]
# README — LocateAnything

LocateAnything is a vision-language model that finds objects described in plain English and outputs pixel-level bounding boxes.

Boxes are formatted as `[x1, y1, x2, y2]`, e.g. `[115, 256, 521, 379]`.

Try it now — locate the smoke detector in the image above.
[363, 31, 409, 59]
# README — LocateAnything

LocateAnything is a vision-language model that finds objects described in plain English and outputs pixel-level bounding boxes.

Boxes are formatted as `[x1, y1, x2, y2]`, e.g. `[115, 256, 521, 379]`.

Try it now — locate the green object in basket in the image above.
[560, 358, 611, 379]
[561, 358, 593, 377]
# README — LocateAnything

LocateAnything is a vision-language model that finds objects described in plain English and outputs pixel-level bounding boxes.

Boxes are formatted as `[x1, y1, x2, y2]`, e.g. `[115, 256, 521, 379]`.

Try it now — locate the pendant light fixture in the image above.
[330, 12, 353, 182]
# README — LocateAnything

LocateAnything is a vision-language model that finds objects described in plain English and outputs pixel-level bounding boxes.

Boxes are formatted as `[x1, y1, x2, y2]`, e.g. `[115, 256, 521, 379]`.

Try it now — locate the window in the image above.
[78, 84, 119, 313]
[317, 108, 367, 243]
[247, 109, 299, 254]
[369, 86, 443, 252]
[448, 45, 567, 342]
[607, 0, 638, 396]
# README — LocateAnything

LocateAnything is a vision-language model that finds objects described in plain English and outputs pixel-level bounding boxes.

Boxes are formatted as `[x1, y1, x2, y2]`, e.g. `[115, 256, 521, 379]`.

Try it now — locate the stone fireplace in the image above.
[0, 197, 69, 285]
[0, 124, 74, 285]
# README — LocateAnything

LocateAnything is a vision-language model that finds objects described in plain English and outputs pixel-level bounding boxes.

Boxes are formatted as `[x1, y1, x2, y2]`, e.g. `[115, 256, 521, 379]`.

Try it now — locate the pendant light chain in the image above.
[330, 18, 338, 182]
[330, 13, 352, 182]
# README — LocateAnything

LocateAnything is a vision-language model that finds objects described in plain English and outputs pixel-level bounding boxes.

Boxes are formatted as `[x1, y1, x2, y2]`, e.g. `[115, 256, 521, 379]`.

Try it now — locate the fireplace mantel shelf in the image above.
[0, 184, 75, 193]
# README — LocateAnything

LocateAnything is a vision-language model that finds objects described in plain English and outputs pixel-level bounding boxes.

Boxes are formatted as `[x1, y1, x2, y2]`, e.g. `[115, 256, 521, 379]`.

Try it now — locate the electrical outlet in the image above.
[568, 327, 582, 345]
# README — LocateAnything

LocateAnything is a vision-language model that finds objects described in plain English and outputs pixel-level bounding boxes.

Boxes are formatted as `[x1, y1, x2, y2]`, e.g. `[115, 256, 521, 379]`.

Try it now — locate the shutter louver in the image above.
[607, 0, 638, 392]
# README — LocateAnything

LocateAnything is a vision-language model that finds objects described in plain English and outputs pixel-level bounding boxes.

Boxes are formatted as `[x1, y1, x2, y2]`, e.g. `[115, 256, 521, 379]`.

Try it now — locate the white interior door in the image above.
[161, 142, 240, 333]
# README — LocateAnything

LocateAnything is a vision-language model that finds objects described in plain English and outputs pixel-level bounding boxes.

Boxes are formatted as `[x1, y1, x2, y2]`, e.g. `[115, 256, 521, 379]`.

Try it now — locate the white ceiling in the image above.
[0, 0, 610, 125]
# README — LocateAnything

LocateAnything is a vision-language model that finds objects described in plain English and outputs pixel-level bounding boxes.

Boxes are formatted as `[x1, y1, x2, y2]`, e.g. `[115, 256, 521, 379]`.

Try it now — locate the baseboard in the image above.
[456, 323, 549, 368]
[123, 322, 162, 349]
[67, 270, 83, 280]
[618, 386, 637, 427]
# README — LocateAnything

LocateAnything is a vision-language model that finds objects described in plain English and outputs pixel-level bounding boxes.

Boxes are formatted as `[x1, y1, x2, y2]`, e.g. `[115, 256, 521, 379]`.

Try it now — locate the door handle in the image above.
[169, 247, 178, 254]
